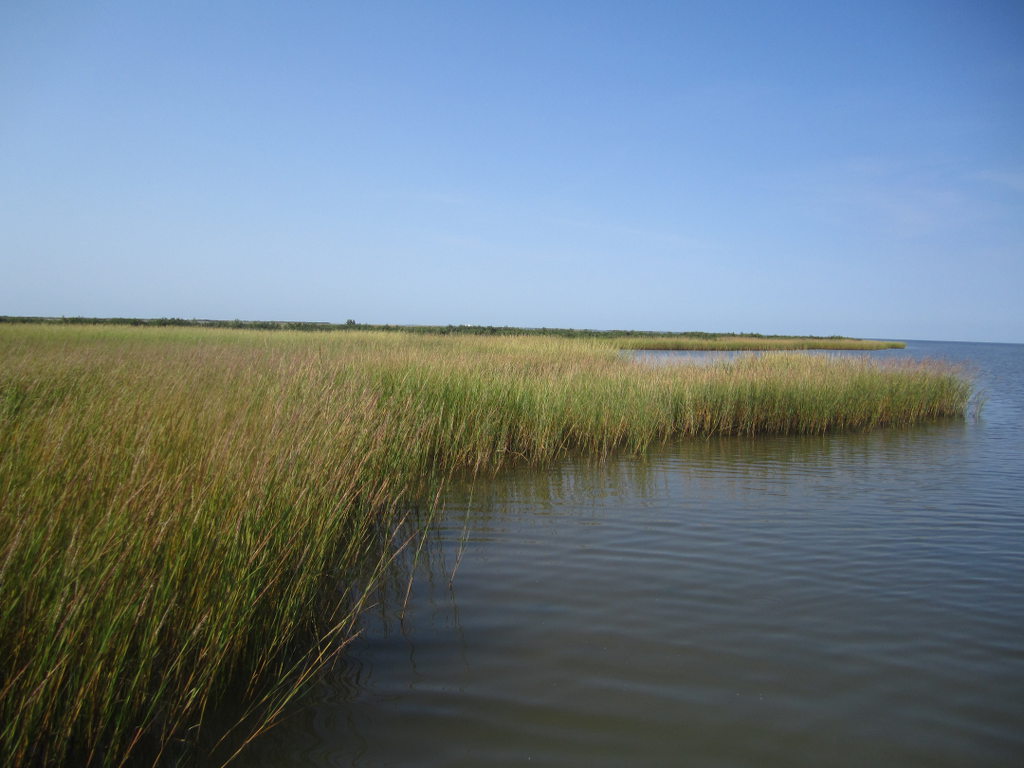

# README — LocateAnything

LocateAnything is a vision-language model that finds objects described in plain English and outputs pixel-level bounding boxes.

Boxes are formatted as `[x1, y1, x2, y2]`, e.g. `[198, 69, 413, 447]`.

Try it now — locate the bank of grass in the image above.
[0, 316, 905, 350]
[612, 335, 905, 350]
[0, 325, 968, 766]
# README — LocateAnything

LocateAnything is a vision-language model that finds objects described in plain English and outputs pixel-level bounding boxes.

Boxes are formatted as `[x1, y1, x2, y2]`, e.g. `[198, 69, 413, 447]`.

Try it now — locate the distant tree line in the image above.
[0, 316, 850, 341]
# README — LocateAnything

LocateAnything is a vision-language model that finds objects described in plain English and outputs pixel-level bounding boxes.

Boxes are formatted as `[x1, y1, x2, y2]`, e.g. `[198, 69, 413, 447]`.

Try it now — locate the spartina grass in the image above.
[611, 335, 905, 351]
[0, 325, 969, 766]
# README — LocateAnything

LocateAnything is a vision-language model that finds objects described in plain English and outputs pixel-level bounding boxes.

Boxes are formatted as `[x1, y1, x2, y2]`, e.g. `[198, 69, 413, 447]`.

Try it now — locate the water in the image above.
[237, 341, 1024, 767]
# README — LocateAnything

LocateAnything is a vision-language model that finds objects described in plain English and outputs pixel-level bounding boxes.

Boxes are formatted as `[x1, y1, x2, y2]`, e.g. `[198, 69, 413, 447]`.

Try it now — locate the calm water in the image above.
[238, 341, 1023, 767]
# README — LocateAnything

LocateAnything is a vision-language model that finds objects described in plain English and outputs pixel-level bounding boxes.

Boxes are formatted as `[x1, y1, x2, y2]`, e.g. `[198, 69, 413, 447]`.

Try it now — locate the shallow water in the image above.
[238, 341, 1024, 767]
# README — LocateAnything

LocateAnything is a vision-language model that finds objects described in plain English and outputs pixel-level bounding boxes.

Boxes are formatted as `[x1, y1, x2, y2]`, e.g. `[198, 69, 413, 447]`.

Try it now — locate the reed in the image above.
[0, 325, 969, 766]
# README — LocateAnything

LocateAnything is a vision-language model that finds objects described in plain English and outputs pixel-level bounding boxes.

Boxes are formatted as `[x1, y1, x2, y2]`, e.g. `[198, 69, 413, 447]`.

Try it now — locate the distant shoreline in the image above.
[0, 315, 905, 350]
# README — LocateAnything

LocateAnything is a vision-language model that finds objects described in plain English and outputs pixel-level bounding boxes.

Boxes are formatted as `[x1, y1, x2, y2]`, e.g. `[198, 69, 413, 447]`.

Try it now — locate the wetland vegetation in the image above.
[0, 324, 966, 766]
[0, 316, 905, 350]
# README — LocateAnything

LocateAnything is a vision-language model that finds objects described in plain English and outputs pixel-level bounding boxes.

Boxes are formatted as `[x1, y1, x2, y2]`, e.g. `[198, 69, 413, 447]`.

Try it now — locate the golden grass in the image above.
[0, 325, 968, 766]
[612, 335, 905, 350]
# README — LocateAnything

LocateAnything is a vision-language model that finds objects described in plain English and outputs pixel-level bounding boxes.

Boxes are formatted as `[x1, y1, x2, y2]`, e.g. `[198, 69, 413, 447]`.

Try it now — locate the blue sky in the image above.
[2, 1, 1022, 342]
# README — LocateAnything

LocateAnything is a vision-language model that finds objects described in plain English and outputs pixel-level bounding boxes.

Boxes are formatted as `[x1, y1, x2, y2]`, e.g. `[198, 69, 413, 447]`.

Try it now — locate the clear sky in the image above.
[2, 1, 1022, 342]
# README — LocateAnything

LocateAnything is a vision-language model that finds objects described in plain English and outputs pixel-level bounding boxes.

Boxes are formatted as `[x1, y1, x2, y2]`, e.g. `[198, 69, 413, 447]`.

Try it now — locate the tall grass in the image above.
[0, 325, 969, 766]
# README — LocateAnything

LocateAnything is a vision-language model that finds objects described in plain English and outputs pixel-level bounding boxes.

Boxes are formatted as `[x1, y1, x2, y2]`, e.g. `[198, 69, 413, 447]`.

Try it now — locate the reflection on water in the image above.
[238, 341, 1024, 767]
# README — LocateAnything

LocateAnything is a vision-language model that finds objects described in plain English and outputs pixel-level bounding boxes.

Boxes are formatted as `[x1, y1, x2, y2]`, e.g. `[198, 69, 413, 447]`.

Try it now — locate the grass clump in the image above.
[611, 335, 905, 351]
[0, 325, 968, 766]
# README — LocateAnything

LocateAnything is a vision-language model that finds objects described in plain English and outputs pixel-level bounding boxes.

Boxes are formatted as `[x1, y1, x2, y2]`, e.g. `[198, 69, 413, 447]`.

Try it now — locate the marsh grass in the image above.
[0, 317, 904, 350]
[0, 325, 969, 766]
[612, 335, 905, 350]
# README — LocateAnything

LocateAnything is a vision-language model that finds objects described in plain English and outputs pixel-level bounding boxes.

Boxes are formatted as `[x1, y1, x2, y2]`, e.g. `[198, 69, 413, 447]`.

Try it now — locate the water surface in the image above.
[239, 341, 1023, 767]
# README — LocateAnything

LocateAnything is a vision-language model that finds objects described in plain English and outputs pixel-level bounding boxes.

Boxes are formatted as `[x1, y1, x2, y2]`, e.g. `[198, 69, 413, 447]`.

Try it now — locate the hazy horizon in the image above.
[2, 1, 1022, 343]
